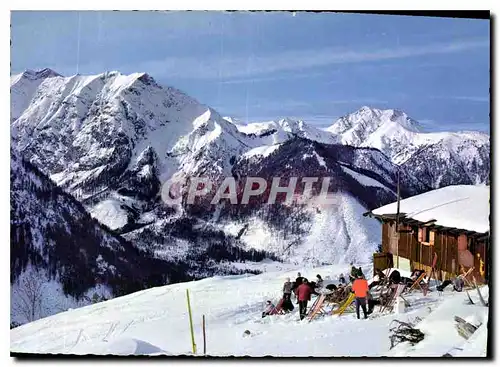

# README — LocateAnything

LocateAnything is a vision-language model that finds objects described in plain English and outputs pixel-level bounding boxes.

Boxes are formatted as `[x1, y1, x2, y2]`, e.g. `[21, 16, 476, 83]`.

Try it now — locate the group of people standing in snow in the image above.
[281, 272, 320, 320]
[263, 265, 373, 321]
[263, 261, 470, 322]
[262, 272, 324, 320]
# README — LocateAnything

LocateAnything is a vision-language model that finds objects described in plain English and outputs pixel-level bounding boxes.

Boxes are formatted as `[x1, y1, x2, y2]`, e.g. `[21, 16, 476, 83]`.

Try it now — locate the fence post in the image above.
[186, 289, 196, 354]
[202, 314, 206, 356]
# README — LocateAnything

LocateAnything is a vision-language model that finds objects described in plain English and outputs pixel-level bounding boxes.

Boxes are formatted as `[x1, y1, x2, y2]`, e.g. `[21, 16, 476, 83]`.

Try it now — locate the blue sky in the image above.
[11, 11, 490, 132]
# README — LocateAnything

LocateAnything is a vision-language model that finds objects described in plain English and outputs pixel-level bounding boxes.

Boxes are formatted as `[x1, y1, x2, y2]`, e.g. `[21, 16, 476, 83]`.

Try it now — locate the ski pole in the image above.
[186, 289, 196, 354]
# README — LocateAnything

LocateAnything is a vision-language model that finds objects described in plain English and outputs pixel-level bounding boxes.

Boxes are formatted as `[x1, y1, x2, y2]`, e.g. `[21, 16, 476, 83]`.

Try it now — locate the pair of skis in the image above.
[465, 277, 488, 306]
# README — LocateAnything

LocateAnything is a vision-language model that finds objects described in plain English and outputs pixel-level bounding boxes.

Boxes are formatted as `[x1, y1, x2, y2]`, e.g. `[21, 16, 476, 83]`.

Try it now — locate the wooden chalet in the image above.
[364, 184, 490, 284]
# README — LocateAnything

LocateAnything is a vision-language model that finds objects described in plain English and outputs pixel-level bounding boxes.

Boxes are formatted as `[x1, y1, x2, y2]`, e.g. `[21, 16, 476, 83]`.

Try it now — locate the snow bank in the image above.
[372, 185, 490, 233]
[454, 320, 488, 357]
[340, 165, 394, 193]
[242, 144, 282, 159]
[89, 200, 129, 230]
[389, 285, 489, 357]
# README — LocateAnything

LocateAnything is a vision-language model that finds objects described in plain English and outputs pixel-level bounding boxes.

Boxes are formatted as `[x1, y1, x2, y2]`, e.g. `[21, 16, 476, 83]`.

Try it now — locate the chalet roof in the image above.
[367, 184, 490, 234]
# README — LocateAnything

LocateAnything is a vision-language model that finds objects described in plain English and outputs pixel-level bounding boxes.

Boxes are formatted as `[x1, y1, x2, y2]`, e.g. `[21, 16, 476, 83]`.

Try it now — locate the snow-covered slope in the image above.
[290, 193, 381, 264]
[10, 68, 62, 122]
[10, 263, 489, 357]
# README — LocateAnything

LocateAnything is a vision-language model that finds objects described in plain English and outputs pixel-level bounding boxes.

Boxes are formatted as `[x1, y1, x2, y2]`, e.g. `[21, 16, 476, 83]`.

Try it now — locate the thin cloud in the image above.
[133, 38, 488, 80]
[248, 98, 389, 112]
[450, 96, 490, 103]
[430, 95, 489, 103]
[218, 71, 327, 85]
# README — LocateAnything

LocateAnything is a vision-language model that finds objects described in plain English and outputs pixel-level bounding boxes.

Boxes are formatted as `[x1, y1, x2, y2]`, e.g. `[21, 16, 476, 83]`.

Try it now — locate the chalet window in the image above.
[418, 227, 435, 246]
[424, 229, 431, 242]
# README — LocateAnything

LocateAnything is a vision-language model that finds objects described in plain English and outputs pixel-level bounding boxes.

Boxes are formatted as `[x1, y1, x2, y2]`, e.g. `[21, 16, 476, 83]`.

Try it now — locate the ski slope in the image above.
[10, 263, 489, 357]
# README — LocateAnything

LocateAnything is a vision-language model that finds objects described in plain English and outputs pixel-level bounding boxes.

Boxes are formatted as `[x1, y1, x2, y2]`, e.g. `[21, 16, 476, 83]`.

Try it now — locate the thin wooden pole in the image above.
[396, 168, 401, 268]
[186, 289, 196, 354]
[202, 315, 206, 356]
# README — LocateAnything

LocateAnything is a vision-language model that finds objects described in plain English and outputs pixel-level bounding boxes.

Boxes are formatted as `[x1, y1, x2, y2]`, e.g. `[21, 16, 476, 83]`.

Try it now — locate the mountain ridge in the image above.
[10, 68, 490, 285]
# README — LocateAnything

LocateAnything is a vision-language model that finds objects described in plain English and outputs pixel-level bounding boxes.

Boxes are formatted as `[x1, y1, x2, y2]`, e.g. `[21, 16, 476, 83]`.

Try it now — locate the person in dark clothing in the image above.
[367, 292, 380, 315]
[375, 269, 386, 280]
[349, 265, 358, 283]
[292, 273, 303, 303]
[283, 277, 293, 299]
[316, 274, 324, 288]
[296, 280, 312, 320]
[437, 277, 464, 292]
[352, 274, 369, 319]
[400, 276, 413, 287]
[262, 300, 275, 318]
[307, 279, 320, 296]
[295, 272, 303, 285]
[453, 276, 465, 292]
[338, 273, 346, 285]
[436, 279, 452, 292]
[282, 277, 294, 312]
[410, 269, 425, 281]
[389, 270, 401, 284]
[326, 283, 338, 291]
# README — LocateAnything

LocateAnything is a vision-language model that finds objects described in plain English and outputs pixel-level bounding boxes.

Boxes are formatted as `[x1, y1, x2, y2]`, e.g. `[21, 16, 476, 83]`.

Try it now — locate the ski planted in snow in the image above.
[472, 277, 488, 307]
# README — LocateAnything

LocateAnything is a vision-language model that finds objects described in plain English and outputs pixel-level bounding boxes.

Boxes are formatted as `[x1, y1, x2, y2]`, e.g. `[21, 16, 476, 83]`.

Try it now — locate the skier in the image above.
[295, 272, 304, 285]
[349, 264, 359, 283]
[338, 273, 346, 285]
[453, 276, 465, 292]
[296, 278, 313, 320]
[410, 269, 425, 281]
[366, 290, 380, 315]
[293, 272, 303, 302]
[437, 276, 465, 292]
[357, 267, 365, 279]
[326, 283, 338, 292]
[282, 277, 294, 312]
[262, 300, 275, 318]
[315, 274, 324, 289]
[352, 274, 369, 319]
[389, 270, 401, 284]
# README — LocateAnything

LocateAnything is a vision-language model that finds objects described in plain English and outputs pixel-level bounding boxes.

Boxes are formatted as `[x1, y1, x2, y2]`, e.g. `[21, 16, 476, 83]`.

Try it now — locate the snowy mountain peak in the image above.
[19, 68, 61, 80]
[328, 106, 422, 136]
[277, 117, 305, 133]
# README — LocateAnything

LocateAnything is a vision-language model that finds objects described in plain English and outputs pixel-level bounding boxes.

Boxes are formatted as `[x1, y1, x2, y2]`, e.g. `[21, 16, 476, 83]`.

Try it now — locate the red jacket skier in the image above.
[296, 280, 313, 320]
[296, 282, 313, 301]
[352, 275, 369, 319]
